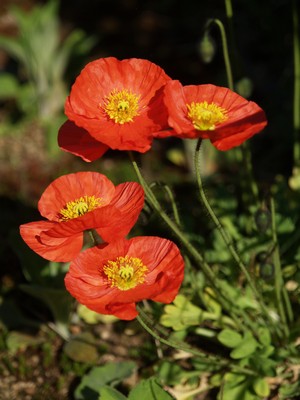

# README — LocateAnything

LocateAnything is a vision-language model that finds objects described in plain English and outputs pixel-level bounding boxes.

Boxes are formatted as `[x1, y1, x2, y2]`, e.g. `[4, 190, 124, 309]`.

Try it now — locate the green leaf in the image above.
[63, 332, 99, 363]
[258, 345, 274, 358]
[6, 330, 42, 353]
[202, 287, 221, 315]
[75, 362, 136, 400]
[279, 381, 300, 398]
[156, 361, 184, 386]
[218, 374, 257, 400]
[128, 378, 174, 400]
[257, 327, 271, 346]
[252, 377, 270, 397]
[218, 329, 243, 348]
[98, 386, 127, 400]
[160, 294, 208, 331]
[249, 356, 277, 377]
[230, 333, 258, 359]
[0, 73, 20, 99]
[224, 372, 247, 386]
[218, 384, 258, 400]
[0, 35, 26, 64]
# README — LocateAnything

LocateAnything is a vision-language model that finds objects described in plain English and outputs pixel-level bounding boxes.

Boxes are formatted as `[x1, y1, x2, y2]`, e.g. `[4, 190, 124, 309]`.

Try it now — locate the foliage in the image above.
[1, 1, 300, 400]
[0, 0, 95, 154]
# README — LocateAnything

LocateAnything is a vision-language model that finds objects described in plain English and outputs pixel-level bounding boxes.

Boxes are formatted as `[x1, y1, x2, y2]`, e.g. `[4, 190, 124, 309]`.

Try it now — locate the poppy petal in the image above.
[97, 182, 145, 241]
[58, 120, 109, 161]
[38, 172, 116, 221]
[20, 221, 83, 262]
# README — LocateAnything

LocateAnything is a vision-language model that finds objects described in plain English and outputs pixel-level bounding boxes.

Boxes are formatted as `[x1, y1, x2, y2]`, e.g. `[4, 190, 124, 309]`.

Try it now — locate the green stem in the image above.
[129, 152, 257, 333]
[194, 139, 281, 336]
[136, 306, 257, 377]
[224, 0, 233, 18]
[241, 143, 260, 206]
[205, 18, 233, 90]
[270, 197, 293, 334]
[149, 182, 181, 226]
[293, 0, 300, 167]
[88, 229, 103, 246]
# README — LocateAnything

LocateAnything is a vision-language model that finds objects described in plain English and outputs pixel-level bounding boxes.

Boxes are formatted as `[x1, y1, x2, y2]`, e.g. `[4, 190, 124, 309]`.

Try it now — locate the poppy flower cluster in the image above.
[20, 171, 185, 319]
[21, 56, 268, 320]
[58, 57, 267, 161]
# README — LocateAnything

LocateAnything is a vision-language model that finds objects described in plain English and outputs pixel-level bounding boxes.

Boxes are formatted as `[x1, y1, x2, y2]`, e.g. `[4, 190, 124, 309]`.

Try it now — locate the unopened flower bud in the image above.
[255, 251, 274, 280]
[198, 34, 216, 63]
[254, 208, 271, 234]
[259, 262, 274, 280]
[235, 77, 253, 99]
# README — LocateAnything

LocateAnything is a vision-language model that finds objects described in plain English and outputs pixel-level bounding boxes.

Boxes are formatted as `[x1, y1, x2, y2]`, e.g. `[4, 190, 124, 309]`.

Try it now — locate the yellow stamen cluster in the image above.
[59, 195, 103, 221]
[187, 101, 227, 131]
[102, 89, 140, 124]
[103, 255, 148, 291]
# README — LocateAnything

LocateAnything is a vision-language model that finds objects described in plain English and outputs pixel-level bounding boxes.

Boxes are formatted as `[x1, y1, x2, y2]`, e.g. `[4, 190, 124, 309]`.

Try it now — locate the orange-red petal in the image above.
[38, 172, 115, 222]
[20, 221, 83, 262]
[58, 120, 109, 161]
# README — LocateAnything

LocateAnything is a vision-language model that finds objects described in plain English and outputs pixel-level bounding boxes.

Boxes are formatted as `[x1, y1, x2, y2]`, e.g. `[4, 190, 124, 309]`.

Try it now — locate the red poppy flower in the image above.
[64, 236, 185, 320]
[59, 57, 171, 158]
[20, 172, 144, 262]
[157, 81, 267, 150]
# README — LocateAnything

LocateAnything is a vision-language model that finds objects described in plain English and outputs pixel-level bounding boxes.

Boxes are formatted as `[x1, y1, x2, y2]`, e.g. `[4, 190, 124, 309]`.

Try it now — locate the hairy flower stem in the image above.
[136, 306, 257, 377]
[149, 182, 181, 226]
[194, 139, 282, 337]
[270, 197, 293, 334]
[204, 18, 233, 91]
[129, 152, 257, 333]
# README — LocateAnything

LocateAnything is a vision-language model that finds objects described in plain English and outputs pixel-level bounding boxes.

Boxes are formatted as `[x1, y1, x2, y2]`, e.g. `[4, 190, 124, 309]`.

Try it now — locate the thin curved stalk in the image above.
[129, 152, 259, 333]
[270, 197, 293, 333]
[149, 181, 181, 226]
[204, 18, 233, 91]
[194, 139, 282, 337]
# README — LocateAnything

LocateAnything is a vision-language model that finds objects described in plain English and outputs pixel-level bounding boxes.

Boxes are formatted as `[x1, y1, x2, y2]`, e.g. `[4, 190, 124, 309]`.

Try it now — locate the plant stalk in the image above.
[194, 139, 281, 337]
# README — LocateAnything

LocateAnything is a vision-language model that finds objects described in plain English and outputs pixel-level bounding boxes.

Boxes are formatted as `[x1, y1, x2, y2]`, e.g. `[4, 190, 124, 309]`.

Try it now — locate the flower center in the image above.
[103, 255, 148, 291]
[59, 195, 103, 221]
[102, 89, 140, 124]
[187, 101, 227, 131]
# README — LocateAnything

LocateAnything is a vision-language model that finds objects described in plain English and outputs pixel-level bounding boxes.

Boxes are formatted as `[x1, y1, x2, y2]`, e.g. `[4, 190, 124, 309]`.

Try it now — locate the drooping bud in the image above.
[198, 33, 216, 63]
[235, 77, 253, 99]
